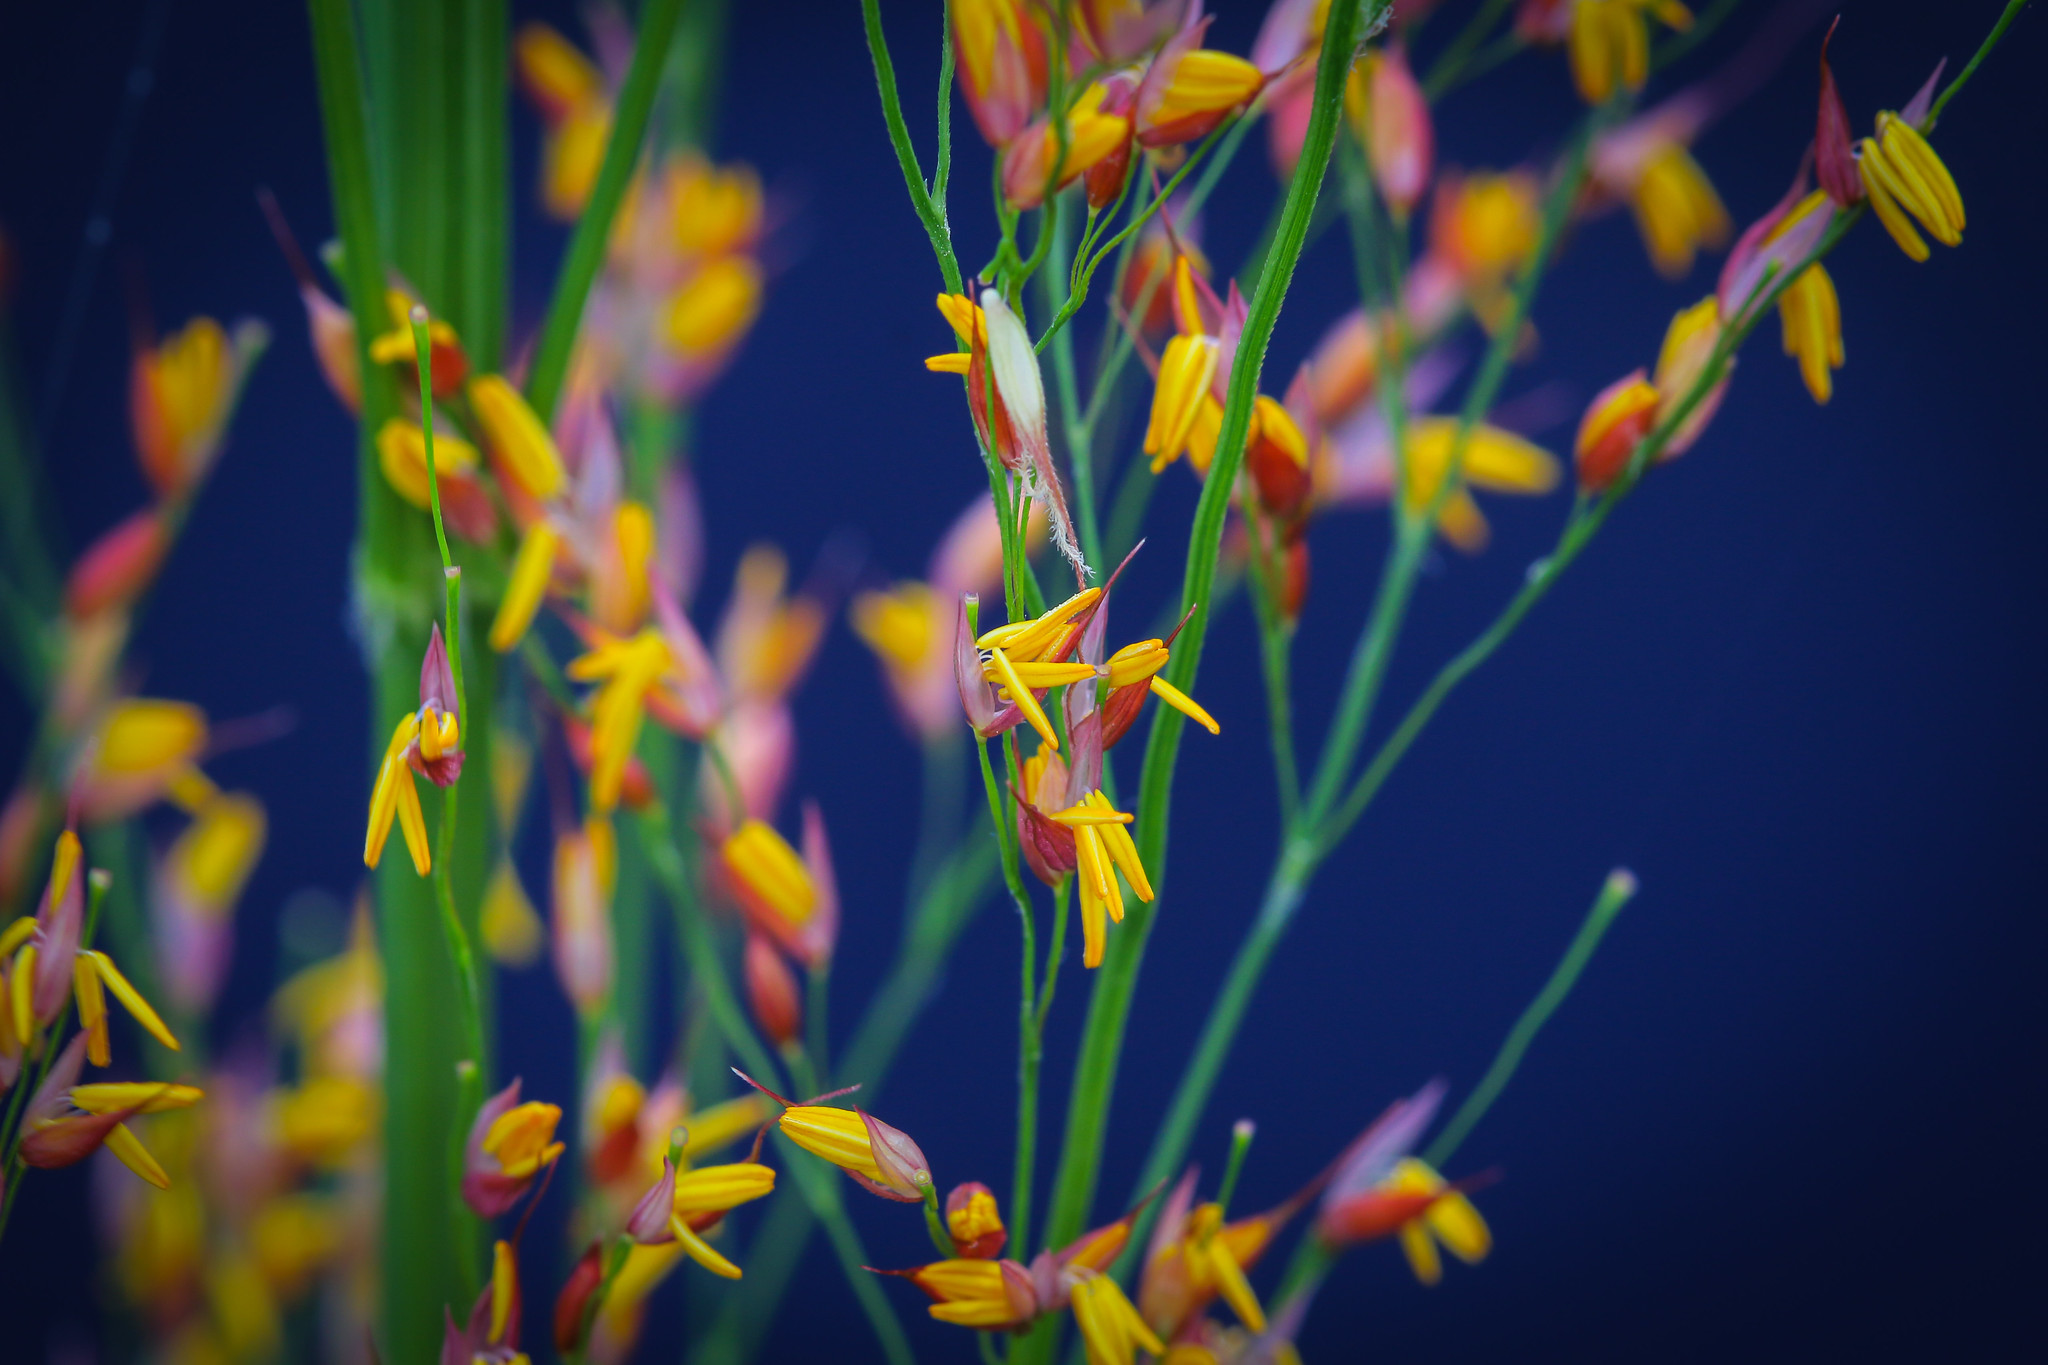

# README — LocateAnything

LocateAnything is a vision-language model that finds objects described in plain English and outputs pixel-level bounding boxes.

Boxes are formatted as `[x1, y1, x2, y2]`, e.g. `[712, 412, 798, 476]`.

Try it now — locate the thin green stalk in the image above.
[526, 0, 688, 423]
[1037, 0, 1384, 1277]
[1424, 869, 1639, 1167]
[1213, 1118, 1255, 1218]
[1300, 109, 1605, 834]
[1421, 0, 1514, 97]
[412, 313, 488, 1296]
[861, 0, 964, 295]
[1041, 199, 1106, 571]
[453, 0, 507, 366]
[1926, 0, 2029, 130]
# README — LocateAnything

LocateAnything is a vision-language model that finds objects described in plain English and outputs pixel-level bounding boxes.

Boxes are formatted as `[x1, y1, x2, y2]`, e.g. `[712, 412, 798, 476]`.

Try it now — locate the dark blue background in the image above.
[2, 0, 2043, 1359]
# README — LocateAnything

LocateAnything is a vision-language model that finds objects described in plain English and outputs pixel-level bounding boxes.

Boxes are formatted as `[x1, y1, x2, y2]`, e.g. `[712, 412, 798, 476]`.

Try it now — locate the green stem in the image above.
[1926, 0, 2030, 130]
[1300, 107, 1604, 835]
[1037, 0, 1383, 1278]
[860, 0, 964, 295]
[1424, 869, 1639, 1168]
[1421, 0, 1514, 97]
[525, 0, 688, 423]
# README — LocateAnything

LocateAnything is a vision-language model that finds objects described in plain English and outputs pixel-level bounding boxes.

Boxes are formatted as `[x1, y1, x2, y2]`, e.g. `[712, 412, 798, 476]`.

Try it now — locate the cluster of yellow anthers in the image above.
[954, 570, 1218, 967]
[1576, 34, 1967, 492]
[1, 831, 194, 1190]
[97, 911, 385, 1361]
[517, 20, 766, 402]
[825, 1082, 1500, 1365]
[949, 0, 1271, 216]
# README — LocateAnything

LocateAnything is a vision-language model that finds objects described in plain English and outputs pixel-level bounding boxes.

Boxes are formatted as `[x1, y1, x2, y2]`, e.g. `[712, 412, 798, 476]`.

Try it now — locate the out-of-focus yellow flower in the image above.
[670, 154, 764, 258]
[1569, 0, 1692, 105]
[516, 22, 613, 219]
[1049, 791, 1152, 969]
[374, 418, 479, 511]
[1071, 1272, 1167, 1365]
[208, 1250, 282, 1362]
[1401, 418, 1560, 552]
[78, 698, 214, 820]
[1651, 295, 1729, 454]
[1138, 45, 1264, 149]
[467, 373, 566, 500]
[163, 792, 265, 919]
[852, 582, 937, 672]
[567, 628, 674, 813]
[716, 545, 827, 704]
[1574, 369, 1663, 492]
[250, 1194, 340, 1297]
[1778, 262, 1843, 404]
[666, 257, 763, 358]
[489, 520, 562, 652]
[131, 315, 264, 500]
[1382, 1157, 1492, 1285]
[481, 857, 545, 966]
[271, 1074, 379, 1166]
[484, 1100, 568, 1180]
[1858, 111, 1964, 263]
[1631, 144, 1730, 278]
[366, 291, 468, 396]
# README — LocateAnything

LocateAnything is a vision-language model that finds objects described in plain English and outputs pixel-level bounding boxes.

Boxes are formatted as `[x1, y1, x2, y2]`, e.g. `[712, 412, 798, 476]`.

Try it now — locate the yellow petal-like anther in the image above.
[1048, 805, 1136, 827]
[491, 1240, 517, 1342]
[87, 951, 180, 1052]
[47, 829, 82, 910]
[75, 955, 109, 1065]
[1200, 1237, 1266, 1332]
[104, 1122, 172, 1189]
[777, 1105, 882, 1180]
[670, 1215, 743, 1278]
[363, 714, 415, 869]
[925, 352, 972, 374]
[1859, 115, 1963, 264]
[1146, 334, 1221, 472]
[981, 659, 1097, 688]
[723, 820, 816, 926]
[1070, 1273, 1165, 1365]
[1149, 676, 1219, 735]
[11, 944, 36, 1049]
[1104, 640, 1168, 688]
[1400, 1217, 1443, 1285]
[1151, 50, 1263, 127]
[0, 916, 33, 960]
[490, 521, 560, 652]
[975, 586, 1100, 661]
[1778, 263, 1843, 405]
[1090, 793, 1154, 902]
[989, 647, 1059, 750]
[468, 374, 566, 500]
[69, 1082, 204, 1115]
[672, 1161, 777, 1214]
